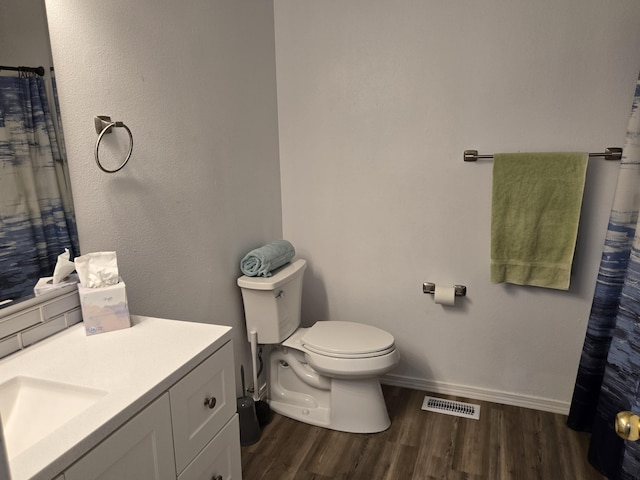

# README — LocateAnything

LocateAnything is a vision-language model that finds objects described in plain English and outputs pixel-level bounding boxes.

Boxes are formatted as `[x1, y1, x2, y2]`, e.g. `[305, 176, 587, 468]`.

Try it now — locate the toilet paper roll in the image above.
[434, 286, 456, 306]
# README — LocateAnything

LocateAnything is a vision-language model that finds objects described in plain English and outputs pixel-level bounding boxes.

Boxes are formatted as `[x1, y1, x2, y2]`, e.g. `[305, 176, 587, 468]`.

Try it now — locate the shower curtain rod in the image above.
[0, 65, 45, 76]
[463, 147, 622, 162]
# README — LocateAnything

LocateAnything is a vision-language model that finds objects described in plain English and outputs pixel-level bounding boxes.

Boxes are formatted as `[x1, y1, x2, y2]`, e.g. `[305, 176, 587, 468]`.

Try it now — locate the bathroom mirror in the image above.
[0, 0, 77, 309]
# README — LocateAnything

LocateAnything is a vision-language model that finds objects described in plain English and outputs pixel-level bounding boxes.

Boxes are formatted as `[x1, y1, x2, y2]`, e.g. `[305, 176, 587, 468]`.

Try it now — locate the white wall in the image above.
[43, 0, 640, 412]
[275, 0, 640, 411]
[1, 0, 57, 119]
[44, 0, 282, 383]
[0, 0, 52, 69]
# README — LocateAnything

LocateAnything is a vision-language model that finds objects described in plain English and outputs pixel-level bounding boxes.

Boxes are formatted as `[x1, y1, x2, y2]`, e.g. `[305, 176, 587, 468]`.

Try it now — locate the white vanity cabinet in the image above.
[62, 340, 241, 480]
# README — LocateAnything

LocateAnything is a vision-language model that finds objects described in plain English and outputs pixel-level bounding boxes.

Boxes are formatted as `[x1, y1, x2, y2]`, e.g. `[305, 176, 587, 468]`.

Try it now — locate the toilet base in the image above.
[269, 351, 391, 433]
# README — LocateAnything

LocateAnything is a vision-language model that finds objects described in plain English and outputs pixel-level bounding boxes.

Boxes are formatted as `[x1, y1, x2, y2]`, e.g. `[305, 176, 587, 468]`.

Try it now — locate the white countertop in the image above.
[0, 315, 233, 480]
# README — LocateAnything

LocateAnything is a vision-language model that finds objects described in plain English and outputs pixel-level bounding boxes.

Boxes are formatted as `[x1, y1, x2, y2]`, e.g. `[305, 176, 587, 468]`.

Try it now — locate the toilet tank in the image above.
[237, 258, 307, 343]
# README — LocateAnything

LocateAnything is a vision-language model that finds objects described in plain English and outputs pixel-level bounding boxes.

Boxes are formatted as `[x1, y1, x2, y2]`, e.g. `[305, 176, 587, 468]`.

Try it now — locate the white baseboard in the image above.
[381, 373, 570, 415]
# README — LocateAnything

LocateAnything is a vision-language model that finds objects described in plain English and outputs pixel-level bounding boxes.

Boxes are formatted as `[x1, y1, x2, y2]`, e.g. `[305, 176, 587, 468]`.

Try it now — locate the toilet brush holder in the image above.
[237, 365, 261, 446]
[237, 396, 261, 446]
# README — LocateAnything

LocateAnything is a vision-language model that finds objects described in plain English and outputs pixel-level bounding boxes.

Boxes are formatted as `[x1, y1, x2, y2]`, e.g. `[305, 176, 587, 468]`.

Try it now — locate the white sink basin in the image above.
[0, 376, 107, 459]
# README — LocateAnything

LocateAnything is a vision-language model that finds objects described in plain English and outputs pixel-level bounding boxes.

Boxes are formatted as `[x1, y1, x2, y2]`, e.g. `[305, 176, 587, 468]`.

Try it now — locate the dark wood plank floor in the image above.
[241, 385, 605, 480]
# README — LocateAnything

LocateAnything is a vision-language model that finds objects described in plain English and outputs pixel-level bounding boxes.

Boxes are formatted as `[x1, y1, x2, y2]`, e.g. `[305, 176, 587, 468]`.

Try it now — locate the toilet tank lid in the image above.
[237, 258, 306, 290]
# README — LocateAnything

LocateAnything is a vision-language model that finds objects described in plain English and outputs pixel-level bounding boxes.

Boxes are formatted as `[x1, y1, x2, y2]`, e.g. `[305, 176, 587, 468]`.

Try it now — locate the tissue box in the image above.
[78, 280, 131, 336]
[34, 274, 80, 296]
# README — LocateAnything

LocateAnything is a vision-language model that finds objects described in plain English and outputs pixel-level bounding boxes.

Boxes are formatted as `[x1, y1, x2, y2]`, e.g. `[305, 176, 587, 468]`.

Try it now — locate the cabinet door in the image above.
[64, 394, 176, 480]
[179, 415, 241, 480]
[170, 341, 236, 473]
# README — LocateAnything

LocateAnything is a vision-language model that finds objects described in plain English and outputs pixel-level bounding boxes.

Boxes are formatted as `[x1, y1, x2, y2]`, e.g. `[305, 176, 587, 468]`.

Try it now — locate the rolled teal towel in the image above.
[240, 240, 296, 277]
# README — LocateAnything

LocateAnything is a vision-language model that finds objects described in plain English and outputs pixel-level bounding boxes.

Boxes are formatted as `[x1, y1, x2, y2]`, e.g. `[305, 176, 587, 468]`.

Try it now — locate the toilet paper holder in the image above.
[422, 283, 467, 297]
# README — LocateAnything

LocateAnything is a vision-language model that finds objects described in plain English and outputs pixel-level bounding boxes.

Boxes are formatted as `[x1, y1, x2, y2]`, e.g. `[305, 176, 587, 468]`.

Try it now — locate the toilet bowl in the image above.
[237, 258, 400, 433]
[270, 321, 399, 432]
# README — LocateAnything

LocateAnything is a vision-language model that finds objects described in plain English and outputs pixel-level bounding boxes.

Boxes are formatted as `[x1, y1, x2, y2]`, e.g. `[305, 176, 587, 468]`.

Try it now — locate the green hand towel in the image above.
[491, 152, 588, 290]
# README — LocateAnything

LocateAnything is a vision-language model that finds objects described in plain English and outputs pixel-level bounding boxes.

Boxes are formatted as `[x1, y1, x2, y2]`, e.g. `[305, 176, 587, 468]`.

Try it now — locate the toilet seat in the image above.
[281, 321, 399, 378]
[300, 321, 396, 359]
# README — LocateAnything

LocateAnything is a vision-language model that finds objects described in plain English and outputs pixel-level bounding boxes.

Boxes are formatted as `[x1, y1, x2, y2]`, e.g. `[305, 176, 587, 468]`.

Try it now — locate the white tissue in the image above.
[434, 286, 456, 306]
[52, 248, 76, 284]
[74, 251, 120, 288]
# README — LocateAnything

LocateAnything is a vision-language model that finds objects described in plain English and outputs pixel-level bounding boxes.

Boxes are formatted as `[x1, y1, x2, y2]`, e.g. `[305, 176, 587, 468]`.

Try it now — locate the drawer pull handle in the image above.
[204, 396, 217, 409]
[212, 476, 223, 480]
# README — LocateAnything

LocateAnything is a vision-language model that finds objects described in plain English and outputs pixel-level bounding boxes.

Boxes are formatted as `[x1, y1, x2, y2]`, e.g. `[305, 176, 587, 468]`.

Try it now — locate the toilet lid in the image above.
[301, 321, 395, 358]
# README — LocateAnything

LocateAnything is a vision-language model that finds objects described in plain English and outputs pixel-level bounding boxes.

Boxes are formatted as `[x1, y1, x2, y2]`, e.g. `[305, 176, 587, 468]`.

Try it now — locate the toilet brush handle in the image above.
[250, 330, 260, 402]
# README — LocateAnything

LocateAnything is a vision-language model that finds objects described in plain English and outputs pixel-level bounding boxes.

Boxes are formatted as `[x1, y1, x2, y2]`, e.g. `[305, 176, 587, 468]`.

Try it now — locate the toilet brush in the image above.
[250, 330, 273, 426]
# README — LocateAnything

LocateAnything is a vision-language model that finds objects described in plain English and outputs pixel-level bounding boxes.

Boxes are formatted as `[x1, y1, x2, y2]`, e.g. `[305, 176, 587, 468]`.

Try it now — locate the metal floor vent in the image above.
[421, 396, 481, 420]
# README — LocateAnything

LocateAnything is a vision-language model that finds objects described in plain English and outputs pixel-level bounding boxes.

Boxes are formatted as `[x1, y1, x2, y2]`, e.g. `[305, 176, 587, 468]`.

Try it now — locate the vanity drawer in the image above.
[178, 414, 241, 480]
[170, 341, 236, 474]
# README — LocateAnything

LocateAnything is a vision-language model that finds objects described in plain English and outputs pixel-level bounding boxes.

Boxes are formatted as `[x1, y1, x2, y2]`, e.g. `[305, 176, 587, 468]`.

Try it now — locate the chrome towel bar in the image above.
[463, 147, 622, 162]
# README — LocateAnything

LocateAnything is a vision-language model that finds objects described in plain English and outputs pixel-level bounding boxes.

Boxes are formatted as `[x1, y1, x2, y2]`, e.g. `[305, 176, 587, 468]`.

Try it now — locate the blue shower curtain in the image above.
[0, 73, 79, 303]
[568, 73, 640, 479]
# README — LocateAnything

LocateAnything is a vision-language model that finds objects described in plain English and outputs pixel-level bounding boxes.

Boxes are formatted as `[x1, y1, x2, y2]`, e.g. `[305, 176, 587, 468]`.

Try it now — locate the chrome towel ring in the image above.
[94, 115, 133, 173]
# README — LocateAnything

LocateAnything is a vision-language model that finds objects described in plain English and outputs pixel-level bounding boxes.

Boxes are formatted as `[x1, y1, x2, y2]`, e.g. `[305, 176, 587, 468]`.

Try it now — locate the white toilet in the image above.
[237, 258, 399, 433]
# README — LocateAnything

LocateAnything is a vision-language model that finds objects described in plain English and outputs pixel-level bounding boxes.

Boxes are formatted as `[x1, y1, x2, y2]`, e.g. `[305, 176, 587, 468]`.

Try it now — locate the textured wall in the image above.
[44, 0, 282, 382]
[43, 0, 640, 410]
[275, 0, 640, 410]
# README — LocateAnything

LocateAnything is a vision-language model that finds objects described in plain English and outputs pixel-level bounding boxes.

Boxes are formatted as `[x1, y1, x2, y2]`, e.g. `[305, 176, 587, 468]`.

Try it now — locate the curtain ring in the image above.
[94, 121, 134, 173]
